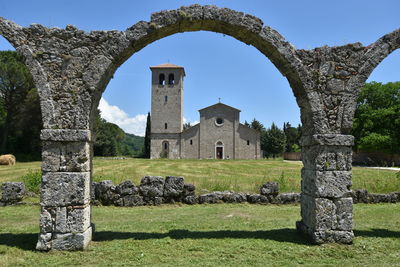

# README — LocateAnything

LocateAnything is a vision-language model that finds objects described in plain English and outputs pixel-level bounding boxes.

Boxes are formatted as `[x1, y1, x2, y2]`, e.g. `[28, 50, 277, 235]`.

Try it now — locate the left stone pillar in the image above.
[36, 129, 93, 251]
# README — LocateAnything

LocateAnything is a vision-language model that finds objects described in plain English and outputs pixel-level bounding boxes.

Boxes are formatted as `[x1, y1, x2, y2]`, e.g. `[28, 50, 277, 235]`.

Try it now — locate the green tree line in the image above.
[0, 50, 144, 159]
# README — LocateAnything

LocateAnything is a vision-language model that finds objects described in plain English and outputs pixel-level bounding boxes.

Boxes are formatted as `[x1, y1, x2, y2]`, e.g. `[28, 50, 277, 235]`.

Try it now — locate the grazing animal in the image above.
[0, 154, 16, 165]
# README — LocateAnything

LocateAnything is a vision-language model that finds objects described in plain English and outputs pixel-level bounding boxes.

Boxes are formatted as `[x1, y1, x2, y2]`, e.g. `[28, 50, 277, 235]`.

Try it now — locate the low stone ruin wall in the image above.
[92, 178, 301, 206]
[1, 179, 399, 207]
[92, 177, 400, 206]
[0, 182, 25, 206]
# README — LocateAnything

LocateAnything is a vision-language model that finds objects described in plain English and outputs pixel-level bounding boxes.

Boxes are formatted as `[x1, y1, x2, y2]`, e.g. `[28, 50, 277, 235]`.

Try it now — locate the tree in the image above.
[0, 51, 35, 154]
[183, 122, 191, 130]
[142, 112, 151, 158]
[283, 122, 301, 152]
[93, 109, 125, 156]
[250, 118, 265, 132]
[263, 122, 286, 158]
[352, 81, 400, 153]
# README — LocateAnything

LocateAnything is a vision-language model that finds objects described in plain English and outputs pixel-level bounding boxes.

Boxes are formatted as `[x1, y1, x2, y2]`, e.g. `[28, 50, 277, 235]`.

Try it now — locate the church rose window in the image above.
[215, 117, 224, 126]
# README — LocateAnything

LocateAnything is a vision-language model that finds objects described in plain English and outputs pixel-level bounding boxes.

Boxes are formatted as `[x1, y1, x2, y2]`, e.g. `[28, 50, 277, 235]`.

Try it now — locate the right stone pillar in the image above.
[296, 134, 354, 244]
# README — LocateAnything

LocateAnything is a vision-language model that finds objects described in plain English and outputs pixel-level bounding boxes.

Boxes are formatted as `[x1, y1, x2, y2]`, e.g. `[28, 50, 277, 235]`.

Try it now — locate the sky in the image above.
[1, 0, 399, 136]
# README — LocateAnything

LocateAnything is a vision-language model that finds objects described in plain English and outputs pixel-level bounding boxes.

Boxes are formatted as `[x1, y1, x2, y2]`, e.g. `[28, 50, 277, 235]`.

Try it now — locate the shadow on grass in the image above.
[354, 229, 400, 238]
[0, 233, 37, 251]
[1, 228, 398, 251]
[94, 228, 310, 245]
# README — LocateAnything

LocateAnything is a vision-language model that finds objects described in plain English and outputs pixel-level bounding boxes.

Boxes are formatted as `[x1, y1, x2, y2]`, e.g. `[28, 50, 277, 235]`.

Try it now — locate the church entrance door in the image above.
[216, 147, 223, 159]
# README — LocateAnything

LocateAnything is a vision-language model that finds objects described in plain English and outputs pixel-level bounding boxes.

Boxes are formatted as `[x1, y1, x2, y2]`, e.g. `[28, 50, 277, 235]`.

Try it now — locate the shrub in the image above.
[21, 170, 42, 193]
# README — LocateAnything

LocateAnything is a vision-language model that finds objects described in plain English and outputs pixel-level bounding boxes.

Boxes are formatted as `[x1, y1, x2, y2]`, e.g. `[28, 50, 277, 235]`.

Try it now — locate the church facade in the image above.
[150, 63, 261, 159]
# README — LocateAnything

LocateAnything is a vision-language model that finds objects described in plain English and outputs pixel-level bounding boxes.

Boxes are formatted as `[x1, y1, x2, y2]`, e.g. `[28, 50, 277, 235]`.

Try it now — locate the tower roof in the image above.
[150, 63, 185, 75]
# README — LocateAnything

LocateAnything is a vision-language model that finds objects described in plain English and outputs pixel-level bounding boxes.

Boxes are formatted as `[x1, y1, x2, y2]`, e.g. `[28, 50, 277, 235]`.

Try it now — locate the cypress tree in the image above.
[143, 112, 151, 158]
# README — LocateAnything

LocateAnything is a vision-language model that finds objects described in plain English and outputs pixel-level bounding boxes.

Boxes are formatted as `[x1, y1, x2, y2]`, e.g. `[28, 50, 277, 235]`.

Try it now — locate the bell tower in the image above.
[150, 63, 185, 159]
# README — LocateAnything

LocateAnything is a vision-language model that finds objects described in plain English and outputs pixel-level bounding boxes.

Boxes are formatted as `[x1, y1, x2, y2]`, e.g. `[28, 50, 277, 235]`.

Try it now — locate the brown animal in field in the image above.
[0, 154, 16, 165]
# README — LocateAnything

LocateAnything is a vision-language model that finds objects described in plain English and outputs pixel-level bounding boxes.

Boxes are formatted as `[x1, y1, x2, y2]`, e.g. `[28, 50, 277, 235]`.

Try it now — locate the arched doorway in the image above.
[215, 141, 224, 159]
[161, 141, 169, 158]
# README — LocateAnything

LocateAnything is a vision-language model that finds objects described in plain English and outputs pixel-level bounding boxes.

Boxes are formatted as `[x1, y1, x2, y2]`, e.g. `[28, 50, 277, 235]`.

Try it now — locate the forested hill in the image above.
[122, 133, 145, 155]
[92, 113, 144, 157]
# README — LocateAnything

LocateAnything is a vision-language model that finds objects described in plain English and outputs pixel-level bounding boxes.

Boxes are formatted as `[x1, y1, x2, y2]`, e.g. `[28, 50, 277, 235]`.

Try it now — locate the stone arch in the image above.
[86, 5, 314, 135]
[359, 29, 400, 82]
[1, 5, 396, 251]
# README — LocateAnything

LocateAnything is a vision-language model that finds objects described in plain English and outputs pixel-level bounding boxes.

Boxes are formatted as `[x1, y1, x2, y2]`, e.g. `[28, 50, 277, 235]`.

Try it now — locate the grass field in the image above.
[0, 203, 399, 266]
[0, 158, 399, 193]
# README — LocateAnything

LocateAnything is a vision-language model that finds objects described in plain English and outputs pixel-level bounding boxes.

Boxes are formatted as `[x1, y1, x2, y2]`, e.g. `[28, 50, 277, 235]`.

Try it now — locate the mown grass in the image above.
[0, 158, 399, 193]
[0, 203, 399, 266]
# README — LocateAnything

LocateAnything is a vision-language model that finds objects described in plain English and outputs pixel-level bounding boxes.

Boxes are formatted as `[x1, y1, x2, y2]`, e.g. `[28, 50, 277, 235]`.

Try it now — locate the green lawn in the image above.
[0, 203, 399, 266]
[1, 158, 399, 193]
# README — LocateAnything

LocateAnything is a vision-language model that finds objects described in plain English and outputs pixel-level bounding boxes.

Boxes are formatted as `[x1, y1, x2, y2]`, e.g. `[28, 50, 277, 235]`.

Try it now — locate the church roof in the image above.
[199, 102, 241, 113]
[150, 63, 185, 75]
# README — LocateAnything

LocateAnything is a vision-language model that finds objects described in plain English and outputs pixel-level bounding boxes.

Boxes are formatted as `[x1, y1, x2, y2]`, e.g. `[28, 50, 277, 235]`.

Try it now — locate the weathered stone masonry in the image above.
[0, 5, 398, 250]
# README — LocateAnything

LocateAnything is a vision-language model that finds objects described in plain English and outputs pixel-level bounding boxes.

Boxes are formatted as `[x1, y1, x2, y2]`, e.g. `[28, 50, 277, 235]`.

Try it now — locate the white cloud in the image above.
[99, 98, 147, 136]
[183, 117, 199, 126]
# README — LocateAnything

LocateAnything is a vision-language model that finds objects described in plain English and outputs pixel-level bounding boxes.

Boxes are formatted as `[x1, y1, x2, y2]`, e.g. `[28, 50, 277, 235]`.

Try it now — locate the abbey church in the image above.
[150, 63, 261, 159]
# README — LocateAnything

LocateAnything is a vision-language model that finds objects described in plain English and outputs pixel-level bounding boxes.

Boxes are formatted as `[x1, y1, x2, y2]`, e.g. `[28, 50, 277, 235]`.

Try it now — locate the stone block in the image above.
[301, 169, 351, 198]
[247, 194, 269, 204]
[355, 189, 369, 203]
[301, 145, 352, 171]
[0, 182, 25, 204]
[222, 192, 247, 203]
[42, 141, 91, 172]
[122, 195, 144, 206]
[115, 180, 139, 196]
[140, 176, 164, 197]
[198, 193, 220, 204]
[39, 207, 54, 233]
[52, 226, 92, 250]
[164, 176, 185, 198]
[334, 198, 353, 231]
[183, 183, 196, 196]
[300, 194, 336, 231]
[183, 195, 198, 205]
[203, 5, 263, 34]
[300, 134, 354, 147]
[369, 193, 391, 203]
[36, 233, 52, 251]
[260, 181, 279, 196]
[296, 220, 353, 244]
[41, 129, 91, 142]
[55, 206, 91, 233]
[275, 193, 300, 204]
[40, 172, 91, 206]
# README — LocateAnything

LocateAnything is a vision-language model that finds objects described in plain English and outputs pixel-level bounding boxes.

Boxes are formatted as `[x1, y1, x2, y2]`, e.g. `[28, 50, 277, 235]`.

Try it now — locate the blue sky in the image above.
[1, 0, 399, 136]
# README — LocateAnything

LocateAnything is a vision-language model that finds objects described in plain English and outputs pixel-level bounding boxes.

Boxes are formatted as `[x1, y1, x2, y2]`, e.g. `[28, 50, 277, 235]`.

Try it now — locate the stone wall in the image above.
[91, 178, 400, 206]
[2, 180, 399, 207]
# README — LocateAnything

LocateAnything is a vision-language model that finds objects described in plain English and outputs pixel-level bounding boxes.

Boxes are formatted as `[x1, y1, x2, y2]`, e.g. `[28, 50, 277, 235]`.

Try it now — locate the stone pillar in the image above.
[36, 129, 93, 251]
[296, 134, 354, 244]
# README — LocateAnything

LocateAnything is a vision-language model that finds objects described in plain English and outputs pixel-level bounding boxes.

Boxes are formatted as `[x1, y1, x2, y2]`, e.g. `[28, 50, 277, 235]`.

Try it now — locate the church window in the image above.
[168, 73, 175, 85]
[164, 142, 168, 150]
[165, 123, 168, 129]
[215, 117, 224, 126]
[190, 140, 193, 145]
[247, 140, 250, 145]
[159, 73, 166, 85]
[165, 95, 168, 102]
